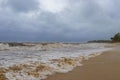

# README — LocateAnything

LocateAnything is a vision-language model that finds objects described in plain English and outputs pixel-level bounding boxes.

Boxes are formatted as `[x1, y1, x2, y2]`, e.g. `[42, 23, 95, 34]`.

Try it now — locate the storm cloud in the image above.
[0, 0, 120, 42]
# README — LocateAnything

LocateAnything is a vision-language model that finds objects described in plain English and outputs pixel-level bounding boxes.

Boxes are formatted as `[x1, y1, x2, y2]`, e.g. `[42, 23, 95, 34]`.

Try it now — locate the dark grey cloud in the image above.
[0, 0, 120, 42]
[3, 0, 39, 12]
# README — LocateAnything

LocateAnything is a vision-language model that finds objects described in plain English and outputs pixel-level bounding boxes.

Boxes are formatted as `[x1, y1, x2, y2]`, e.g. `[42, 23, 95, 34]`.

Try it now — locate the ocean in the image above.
[0, 43, 113, 80]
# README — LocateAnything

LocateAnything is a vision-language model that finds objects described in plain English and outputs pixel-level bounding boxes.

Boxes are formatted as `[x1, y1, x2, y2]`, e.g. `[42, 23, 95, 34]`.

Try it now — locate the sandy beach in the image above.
[0, 43, 118, 80]
[45, 45, 120, 80]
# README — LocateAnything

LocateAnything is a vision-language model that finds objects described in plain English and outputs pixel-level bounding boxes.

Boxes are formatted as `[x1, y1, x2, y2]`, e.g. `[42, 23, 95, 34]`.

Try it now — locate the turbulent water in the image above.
[0, 43, 113, 80]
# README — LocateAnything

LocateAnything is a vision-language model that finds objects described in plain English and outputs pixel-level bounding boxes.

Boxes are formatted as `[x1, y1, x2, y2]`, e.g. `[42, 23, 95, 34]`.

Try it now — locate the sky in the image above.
[0, 0, 120, 42]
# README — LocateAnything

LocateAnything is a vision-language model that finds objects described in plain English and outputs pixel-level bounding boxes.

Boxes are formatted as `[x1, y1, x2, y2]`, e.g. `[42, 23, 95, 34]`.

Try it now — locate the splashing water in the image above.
[0, 43, 113, 80]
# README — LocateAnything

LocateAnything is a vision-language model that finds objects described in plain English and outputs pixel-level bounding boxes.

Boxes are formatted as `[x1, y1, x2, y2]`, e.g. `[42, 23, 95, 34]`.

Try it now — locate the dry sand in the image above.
[45, 46, 120, 80]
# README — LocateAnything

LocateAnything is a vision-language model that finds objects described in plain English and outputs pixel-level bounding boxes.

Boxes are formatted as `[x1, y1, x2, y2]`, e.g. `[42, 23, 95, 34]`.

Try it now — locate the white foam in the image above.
[0, 43, 113, 80]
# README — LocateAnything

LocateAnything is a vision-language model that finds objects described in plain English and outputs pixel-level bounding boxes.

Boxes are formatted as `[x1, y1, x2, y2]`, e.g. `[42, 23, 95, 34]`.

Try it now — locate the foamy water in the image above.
[0, 43, 113, 80]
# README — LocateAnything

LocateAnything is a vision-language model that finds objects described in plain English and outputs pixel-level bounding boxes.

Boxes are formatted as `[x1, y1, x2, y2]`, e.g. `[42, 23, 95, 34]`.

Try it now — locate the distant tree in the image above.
[111, 33, 120, 42]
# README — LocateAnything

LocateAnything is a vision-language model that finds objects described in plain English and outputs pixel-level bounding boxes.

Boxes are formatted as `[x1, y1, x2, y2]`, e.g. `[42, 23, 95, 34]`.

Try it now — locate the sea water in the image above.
[0, 43, 113, 80]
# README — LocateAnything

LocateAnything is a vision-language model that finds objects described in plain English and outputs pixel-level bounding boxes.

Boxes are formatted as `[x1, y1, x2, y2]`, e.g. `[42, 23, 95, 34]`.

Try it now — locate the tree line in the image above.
[111, 33, 120, 42]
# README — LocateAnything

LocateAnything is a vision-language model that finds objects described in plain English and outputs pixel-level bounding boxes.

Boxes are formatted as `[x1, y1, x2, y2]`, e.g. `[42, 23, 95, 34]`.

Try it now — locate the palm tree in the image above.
[111, 33, 120, 42]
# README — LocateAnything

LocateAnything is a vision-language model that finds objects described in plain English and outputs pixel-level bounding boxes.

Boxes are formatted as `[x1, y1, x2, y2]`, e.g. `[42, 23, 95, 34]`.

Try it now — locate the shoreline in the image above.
[0, 43, 116, 80]
[45, 46, 120, 80]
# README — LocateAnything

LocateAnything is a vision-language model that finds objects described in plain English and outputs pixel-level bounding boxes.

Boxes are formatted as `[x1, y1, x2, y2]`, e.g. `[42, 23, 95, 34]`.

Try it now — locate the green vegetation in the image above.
[88, 40, 111, 43]
[111, 33, 120, 42]
[88, 32, 120, 43]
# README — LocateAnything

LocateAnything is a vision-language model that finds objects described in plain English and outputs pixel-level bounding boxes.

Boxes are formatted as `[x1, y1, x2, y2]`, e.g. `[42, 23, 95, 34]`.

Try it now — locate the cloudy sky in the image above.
[0, 0, 120, 42]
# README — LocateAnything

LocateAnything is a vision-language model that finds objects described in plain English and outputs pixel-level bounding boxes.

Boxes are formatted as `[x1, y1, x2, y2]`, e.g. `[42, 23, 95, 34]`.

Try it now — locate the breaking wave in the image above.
[0, 43, 113, 80]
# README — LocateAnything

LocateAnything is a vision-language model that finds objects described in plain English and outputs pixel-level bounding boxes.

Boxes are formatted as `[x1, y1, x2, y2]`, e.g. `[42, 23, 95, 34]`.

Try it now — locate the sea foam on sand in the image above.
[0, 43, 113, 80]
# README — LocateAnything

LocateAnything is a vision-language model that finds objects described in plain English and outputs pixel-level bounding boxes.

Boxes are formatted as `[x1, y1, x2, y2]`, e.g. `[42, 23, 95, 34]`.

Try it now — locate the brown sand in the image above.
[45, 46, 120, 80]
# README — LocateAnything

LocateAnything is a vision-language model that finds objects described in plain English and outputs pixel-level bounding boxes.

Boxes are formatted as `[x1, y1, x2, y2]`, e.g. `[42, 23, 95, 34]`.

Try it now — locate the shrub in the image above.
[111, 33, 120, 42]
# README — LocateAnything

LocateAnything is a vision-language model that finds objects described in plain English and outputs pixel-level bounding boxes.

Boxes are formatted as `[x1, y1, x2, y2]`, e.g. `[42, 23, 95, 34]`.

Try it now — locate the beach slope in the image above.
[45, 46, 120, 80]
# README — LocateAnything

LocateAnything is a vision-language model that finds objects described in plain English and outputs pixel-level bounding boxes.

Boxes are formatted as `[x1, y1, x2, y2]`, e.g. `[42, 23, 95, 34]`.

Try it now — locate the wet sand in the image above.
[45, 46, 120, 80]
